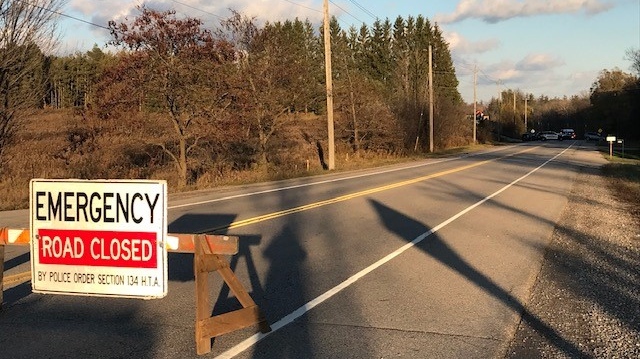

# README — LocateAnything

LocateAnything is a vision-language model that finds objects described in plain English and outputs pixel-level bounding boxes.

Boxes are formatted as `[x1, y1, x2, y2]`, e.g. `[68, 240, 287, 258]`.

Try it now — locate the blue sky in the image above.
[60, 0, 640, 103]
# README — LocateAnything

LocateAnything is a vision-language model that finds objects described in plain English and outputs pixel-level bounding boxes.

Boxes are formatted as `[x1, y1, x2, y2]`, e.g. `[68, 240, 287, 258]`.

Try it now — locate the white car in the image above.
[538, 131, 562, 141]
[584, 132, 602, 141]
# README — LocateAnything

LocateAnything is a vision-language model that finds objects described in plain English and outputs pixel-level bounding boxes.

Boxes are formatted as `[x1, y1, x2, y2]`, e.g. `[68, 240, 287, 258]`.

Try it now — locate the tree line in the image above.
[477, 66, 639, 142]
[2, 6, 466, 187]
[1, 3, 638, 191]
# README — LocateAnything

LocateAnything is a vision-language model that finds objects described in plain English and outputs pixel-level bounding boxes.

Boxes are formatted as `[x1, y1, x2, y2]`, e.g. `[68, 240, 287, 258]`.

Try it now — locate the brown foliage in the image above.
[100, 6, 240, 188]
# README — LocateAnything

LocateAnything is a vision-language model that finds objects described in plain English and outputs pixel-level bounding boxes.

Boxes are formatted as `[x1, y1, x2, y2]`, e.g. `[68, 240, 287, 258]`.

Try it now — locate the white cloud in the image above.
[485, 60, 526, 83]
[69, 0, 323, 27]
[446, 31, 500, 54]
[455, 53, 572, 102]
[436, 0, 614, 24]
[516, 53, 565, 71]
[568, 70, 599, 91]
[65, 0, 325, 52]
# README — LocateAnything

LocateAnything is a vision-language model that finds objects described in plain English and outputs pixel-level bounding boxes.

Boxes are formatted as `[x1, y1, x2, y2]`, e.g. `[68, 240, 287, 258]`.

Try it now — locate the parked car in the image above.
[521, 133, 538, 141]
[560, 128, 576, 140]
[538, 131, 562, 141]
[584, 132, 602, 141]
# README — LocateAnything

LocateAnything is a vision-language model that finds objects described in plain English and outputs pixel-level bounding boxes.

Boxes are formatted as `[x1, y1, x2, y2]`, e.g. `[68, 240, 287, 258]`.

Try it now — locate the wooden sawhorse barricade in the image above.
[0, 228, 271, 355]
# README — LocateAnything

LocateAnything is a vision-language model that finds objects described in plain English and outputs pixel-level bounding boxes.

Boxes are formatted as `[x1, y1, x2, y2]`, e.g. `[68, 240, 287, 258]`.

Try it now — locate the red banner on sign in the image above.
[37, 229, 157, 268]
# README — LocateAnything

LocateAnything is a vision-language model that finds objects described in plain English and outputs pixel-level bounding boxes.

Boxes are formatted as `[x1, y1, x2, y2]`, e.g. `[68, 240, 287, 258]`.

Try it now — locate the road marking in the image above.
[214, 145, 571, 359]
[167, 146, 515, 210]
[200, 146, 537, 233]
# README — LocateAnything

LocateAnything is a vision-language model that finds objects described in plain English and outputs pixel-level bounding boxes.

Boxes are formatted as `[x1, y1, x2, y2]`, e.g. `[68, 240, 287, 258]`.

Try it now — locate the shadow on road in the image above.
[368, 198, 590, 358]
[3, 252, 29, 271]
[212, 234, 264, 316]
[1, 280, 31, 307]
[251, 225, 313, 358]
[0, 292, 158, 358]
[168, 213, 238, 234]
[166, 213, 239, 282]
[508, 165, 640, 356]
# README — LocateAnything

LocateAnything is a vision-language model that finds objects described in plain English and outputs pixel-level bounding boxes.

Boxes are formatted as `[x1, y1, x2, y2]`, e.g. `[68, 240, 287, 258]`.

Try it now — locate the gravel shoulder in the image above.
[506, 162, 640, 358]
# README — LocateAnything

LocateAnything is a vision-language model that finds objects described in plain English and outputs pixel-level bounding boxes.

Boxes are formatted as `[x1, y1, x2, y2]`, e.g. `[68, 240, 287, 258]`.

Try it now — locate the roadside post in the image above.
[606, 136, 616, 159]
[0, 243, 3, 310]
[617, 139, 624, 158]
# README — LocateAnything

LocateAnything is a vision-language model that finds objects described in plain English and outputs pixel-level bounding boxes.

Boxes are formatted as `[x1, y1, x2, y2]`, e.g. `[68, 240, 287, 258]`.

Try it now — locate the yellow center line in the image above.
[209, 146, 538, 232]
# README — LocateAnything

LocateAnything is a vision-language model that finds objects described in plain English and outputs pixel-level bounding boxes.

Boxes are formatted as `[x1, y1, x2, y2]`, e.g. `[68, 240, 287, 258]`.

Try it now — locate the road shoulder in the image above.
[505, 161, 640, 357]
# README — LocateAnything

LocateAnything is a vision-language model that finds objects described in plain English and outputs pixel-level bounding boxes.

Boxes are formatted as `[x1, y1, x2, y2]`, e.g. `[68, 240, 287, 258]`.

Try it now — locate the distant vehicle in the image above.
[584, 132, 602, 141]
[560, 128, 576, 140]
[521, 133, 537, 141]
[538, 131, 562, 141]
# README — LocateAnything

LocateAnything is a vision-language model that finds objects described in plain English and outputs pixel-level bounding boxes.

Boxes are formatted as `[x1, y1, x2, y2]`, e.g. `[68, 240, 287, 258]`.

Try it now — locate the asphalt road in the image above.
[0, 141, 605, 358]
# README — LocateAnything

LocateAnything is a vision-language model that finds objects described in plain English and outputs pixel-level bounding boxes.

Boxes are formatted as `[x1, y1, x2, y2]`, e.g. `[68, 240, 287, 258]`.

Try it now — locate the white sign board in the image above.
[30, 179, 168, 299]
[606, 136, 616, 142]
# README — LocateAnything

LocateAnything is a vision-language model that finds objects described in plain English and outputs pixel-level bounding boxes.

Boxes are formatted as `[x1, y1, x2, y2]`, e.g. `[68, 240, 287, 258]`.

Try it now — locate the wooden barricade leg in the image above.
[0, 244, 4, 311]
[194, 235, 271, 355]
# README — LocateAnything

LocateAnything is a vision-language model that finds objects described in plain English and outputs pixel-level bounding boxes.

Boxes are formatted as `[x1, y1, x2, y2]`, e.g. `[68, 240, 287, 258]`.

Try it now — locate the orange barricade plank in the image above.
[169, 233, 238, 255]
[0, 228, 30, 246]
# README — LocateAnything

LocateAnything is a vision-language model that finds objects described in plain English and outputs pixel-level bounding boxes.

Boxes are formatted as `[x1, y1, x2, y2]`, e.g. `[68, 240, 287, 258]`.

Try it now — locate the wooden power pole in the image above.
[323, 0, 335, 170]
[524, 94, 528, 131]
[473, 65, 477, 144]
[428, 44, 434, 153]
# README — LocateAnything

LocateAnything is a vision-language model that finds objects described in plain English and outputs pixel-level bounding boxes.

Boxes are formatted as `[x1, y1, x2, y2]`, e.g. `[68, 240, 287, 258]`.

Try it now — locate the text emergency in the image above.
[34, 191, 160, 224]
[38, 229, 157, 268]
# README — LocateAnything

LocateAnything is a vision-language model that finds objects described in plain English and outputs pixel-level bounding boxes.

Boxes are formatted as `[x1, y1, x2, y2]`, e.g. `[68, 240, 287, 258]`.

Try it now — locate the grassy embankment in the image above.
[601, 143, 640, 217]
[0, 109, 485, 211]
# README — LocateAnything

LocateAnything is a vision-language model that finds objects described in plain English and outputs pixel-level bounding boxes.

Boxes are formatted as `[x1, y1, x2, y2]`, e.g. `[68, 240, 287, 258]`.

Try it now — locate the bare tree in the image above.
[105, 7, 237, 188]
[0, 0, 65, 169]
[625, 48, 640, 76]
[223, 13, 322, 166]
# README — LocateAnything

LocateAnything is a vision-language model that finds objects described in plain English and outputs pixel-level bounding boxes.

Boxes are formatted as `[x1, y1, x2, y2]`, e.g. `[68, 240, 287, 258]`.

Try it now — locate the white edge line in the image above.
[215, 145, 572, 359]
[169, 146, 515, 210]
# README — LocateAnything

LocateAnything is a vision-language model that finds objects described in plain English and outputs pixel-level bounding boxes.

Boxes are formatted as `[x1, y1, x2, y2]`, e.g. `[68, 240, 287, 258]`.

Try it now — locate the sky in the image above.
[59, 0, 640, 103]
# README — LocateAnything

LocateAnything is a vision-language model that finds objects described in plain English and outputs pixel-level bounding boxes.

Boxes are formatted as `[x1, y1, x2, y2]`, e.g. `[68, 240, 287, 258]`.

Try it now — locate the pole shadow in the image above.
[368, 199, 589, 358]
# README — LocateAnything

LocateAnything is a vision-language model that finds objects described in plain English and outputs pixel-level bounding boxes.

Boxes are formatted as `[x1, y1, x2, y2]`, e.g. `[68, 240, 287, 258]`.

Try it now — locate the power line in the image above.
[329, 0, 363, 24]
[14, 0, 110, 31]
[280, 0, 322, 14]
[347, 0, 377, 20]
[168, 0, 225, 20]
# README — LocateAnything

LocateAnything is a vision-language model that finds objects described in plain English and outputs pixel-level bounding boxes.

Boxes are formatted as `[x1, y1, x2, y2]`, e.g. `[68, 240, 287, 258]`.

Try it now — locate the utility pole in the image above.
[428, 44, 434, 153]
[323, 0, 335, 170]
[524, 94, 528, 131]
[496, 80, 502, 122]
[473, 65, 477, 144]
[513, 91, 516, 124]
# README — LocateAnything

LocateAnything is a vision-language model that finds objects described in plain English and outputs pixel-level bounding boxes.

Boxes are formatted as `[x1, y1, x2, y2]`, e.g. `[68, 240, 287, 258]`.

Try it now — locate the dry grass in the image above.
[603, 160, 640, 218]
[0, 109, 441, 210]
[4, 109, 637, 215]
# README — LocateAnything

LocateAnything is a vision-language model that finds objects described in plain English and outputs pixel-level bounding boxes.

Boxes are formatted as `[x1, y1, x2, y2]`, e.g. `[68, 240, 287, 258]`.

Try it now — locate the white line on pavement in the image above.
[214, 145, 572, 359]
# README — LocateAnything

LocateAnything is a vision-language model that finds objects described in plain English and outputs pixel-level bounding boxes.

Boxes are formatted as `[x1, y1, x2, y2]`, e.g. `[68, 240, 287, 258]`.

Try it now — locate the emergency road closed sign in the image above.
[30, 179, 168, 299]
